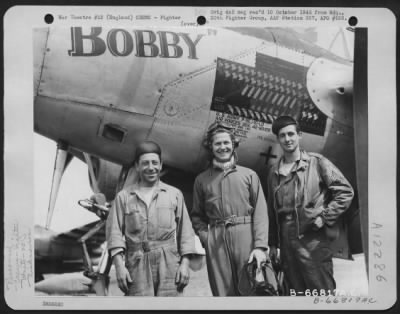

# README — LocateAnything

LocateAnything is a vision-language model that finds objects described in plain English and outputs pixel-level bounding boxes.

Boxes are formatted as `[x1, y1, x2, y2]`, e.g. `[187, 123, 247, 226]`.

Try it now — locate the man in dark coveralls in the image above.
[266, 116, 354, 295]
[191, 122, 270, 296]
[106, 141, 196, 296]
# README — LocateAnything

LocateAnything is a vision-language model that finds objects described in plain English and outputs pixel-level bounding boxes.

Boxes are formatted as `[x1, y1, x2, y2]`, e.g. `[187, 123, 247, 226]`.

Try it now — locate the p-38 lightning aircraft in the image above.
[33, 26, 368, 295]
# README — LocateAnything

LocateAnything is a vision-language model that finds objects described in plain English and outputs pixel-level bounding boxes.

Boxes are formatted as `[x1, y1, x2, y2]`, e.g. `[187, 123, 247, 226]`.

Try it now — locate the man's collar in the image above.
[212, 156, 236, 171]
[274, 150, 310, 175]
[126, 180, 167, 195]
[297, 150, 311, 170]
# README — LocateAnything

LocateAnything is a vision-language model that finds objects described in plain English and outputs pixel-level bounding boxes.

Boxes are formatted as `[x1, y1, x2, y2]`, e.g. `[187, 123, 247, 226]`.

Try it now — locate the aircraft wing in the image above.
[228, 27, 350, 63]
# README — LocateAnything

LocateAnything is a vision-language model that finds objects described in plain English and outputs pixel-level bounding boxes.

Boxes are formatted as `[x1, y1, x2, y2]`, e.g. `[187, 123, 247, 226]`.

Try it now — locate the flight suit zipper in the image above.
[274, 164, 302, 242]
[294, 180, 301, 239]
[220, 168, 237, 289]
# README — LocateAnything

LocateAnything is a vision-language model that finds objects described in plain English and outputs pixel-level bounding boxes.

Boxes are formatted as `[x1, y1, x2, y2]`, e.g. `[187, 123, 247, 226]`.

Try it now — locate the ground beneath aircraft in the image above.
[35, 254, 367, 297]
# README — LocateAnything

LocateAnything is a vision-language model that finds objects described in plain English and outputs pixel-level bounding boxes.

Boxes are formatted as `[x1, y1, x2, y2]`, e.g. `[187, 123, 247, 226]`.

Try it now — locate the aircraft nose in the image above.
[306, 57, 353, 127]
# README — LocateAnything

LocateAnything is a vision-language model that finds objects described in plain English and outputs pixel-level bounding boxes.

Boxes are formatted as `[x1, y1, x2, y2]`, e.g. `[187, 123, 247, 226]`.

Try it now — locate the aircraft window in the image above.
[101, 124, 127, 143]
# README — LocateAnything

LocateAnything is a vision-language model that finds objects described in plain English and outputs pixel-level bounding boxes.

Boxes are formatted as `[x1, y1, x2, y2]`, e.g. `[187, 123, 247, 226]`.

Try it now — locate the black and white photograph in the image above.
[3, 6, 397, 310]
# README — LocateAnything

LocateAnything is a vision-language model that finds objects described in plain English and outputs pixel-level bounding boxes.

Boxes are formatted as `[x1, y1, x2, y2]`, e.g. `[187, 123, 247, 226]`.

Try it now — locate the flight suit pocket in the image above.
[158, 206, 175, 229]
[205, 195, 220, 213]
[169, 244, 180, 259]
[126, 250, 144, 268]
[124, 210, 142, 233]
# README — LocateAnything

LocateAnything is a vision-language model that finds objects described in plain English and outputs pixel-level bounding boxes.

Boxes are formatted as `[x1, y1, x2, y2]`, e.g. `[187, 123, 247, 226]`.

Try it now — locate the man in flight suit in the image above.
[106, 141, 196, 296]
[191, 122, 269, 296]
[266, 116, 354, 295]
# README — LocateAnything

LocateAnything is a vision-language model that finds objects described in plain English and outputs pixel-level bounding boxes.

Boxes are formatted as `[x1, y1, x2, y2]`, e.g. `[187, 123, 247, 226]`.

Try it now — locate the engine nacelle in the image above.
[88, 157, 122, 202]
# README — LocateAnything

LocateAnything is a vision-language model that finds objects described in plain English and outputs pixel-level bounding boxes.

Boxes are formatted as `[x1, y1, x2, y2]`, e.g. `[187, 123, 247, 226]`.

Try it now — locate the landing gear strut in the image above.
[78, 196, 112, 296]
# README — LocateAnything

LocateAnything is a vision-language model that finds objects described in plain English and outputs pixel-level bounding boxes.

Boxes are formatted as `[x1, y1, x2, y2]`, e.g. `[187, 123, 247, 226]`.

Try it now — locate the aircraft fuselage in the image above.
[34, 26, 355, 184]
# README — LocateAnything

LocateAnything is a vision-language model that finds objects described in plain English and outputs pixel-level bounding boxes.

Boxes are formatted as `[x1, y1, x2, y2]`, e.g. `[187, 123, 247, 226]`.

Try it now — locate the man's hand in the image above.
[313, 216, 324, 229]
[269, 246, 279, 265]
[113, 254, 132, 294]
[248, 248, 267, 269]
[175, 256, 190, 292]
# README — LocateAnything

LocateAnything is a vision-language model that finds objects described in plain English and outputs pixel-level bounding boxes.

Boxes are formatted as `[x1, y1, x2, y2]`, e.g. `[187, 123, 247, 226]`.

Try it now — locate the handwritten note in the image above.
[313, 296, 377, 305]
[5, 221, 33, 291]
[371, 223, 387, 283]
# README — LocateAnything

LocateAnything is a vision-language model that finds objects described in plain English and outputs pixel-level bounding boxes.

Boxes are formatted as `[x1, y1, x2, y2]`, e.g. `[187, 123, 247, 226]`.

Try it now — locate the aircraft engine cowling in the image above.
[87, 157, 122, 202]
[306, 57, 353, 127]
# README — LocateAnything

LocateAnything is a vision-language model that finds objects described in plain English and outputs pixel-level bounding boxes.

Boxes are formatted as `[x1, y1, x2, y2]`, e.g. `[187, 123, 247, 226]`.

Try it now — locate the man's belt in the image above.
[126, 237, 175, 253]
[210, 215, 252, 227]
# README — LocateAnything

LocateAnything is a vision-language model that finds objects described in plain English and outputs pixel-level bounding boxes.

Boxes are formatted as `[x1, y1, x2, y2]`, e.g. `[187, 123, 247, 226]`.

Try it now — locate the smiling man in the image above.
[266, 116, 354, 295]
[106, 141, 196, 296]
[191, 122, 269, 296]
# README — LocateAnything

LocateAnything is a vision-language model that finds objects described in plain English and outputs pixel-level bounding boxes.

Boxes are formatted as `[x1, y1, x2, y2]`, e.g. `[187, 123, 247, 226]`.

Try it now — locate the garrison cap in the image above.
[272, 116, 298, 135]
[134, 141, 162, 162]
